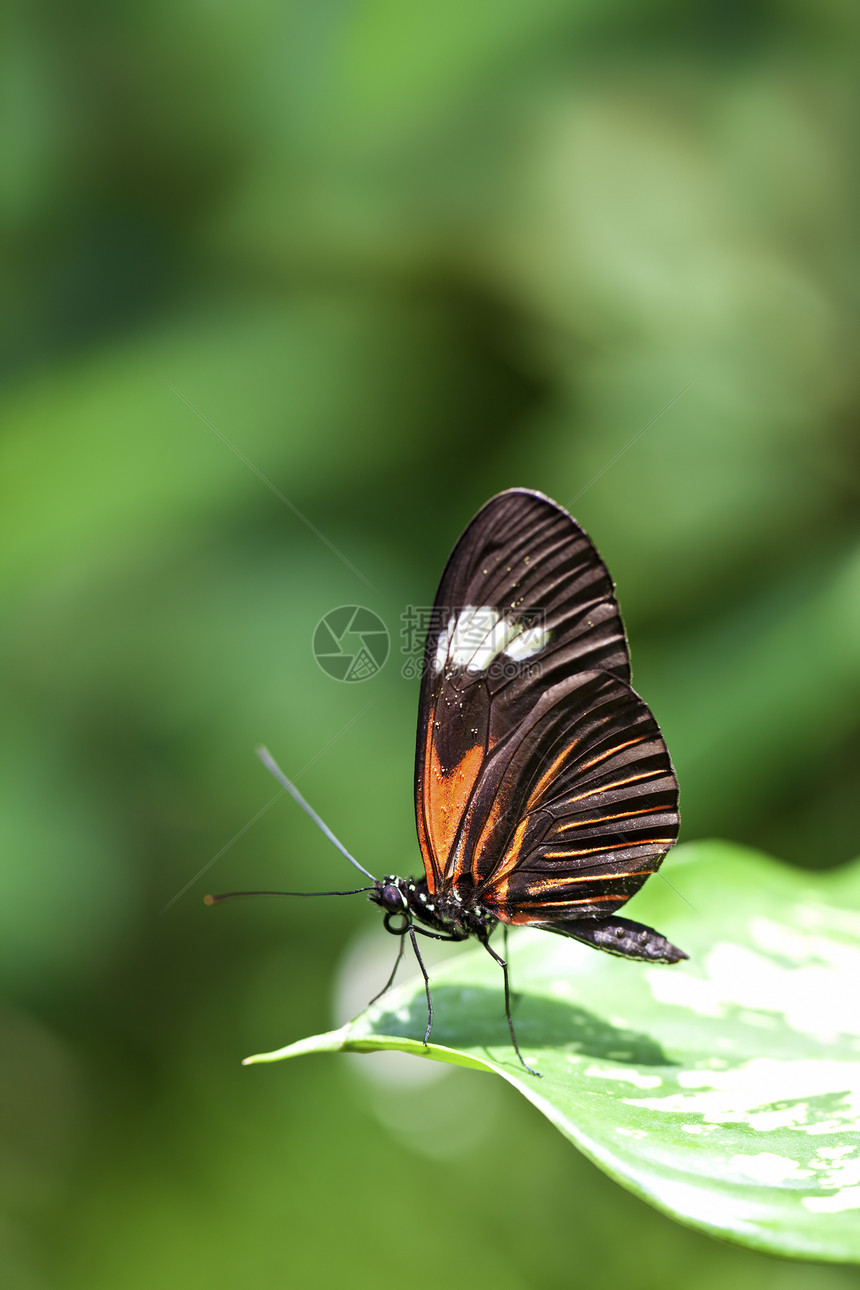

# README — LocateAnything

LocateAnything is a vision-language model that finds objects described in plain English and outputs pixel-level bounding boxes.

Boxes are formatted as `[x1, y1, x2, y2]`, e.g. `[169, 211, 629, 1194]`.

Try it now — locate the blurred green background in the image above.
[2, 2, 859, 1287]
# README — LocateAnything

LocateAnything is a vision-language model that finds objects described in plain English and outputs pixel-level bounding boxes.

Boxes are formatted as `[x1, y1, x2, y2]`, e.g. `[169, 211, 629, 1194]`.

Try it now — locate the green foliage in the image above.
[251, 843, 860, 1262]
[2, 2, 860, 1287]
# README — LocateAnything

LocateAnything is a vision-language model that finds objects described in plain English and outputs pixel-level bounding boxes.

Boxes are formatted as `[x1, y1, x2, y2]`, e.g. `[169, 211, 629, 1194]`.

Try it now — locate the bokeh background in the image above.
[2, 3, 859, 1287]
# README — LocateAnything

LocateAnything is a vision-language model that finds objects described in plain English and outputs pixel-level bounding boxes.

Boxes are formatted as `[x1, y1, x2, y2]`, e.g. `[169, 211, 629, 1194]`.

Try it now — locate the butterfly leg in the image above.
[404, 925, 468, 1043]
[481, 938, 541, 1078]
[501, 925, 521, 1007]
[367, 934, 406, 1007]
[407, 925, 435, 1044]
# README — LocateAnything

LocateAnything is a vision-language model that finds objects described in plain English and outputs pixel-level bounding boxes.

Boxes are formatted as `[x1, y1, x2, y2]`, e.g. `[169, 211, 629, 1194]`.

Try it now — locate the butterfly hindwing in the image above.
[468, 669, 679, 922]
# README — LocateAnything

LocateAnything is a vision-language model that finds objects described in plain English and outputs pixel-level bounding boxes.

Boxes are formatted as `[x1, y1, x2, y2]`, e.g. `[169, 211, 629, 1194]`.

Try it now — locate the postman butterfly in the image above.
[208, 488, 685, 1076]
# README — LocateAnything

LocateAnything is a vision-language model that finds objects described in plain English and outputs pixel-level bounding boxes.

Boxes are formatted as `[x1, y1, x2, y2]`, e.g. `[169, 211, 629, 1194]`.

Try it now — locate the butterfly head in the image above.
[368, 875, 487, 944]
[371, 876, 409, 915]
[369, 874, 438, 926]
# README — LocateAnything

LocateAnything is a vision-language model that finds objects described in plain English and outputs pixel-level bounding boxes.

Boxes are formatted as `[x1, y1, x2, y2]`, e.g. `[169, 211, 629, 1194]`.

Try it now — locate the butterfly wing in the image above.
[414, 488, 675, 905]
[461, 668, 679, 922]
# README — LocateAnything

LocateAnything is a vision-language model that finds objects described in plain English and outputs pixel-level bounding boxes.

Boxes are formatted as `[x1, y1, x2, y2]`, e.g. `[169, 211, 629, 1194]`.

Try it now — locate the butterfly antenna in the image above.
[255, 745, 377, 882]
[204, 887, 373, 905]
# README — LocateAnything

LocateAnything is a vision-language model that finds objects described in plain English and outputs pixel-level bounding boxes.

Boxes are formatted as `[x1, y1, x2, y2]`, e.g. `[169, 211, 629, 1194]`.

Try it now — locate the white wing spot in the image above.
[505, 624, 549, 661]
[433, 606, 549, 673]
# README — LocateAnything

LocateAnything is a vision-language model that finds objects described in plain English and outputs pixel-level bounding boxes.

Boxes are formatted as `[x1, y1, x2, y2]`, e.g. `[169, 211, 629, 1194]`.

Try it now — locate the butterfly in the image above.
[209, 488, 685, 1076]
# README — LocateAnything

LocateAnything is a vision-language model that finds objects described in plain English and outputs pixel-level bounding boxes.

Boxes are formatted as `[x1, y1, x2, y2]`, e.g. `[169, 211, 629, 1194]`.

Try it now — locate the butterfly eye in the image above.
[381, 883, 405, 912]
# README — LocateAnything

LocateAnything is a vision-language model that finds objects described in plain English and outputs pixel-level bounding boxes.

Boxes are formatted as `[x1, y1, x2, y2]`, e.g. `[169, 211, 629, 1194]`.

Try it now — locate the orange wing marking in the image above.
[449, 785, 507, 884]
[518, 717, 644, 818]
[499, 892, 626, 924]
[483, 816, 537, 908]
[574, 736, 646, 775]
[524, 737, 581, 809]
[424, 726, 484, 885]
[565, 770, 662, 805]
[522, 869, 655, 894]
[539, 837, 675, 860]
[555, 805, 666, 834]
[484, 815, 531, 882]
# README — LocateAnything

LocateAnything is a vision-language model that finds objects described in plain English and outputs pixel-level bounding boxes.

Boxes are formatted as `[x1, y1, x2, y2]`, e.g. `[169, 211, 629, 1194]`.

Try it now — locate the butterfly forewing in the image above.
[414, 489, 679, 916]
[420, 489, 630, 687]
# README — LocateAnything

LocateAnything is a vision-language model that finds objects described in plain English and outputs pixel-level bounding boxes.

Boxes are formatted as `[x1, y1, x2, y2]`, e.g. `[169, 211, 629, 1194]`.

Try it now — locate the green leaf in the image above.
[245, 842, 860, 1262]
